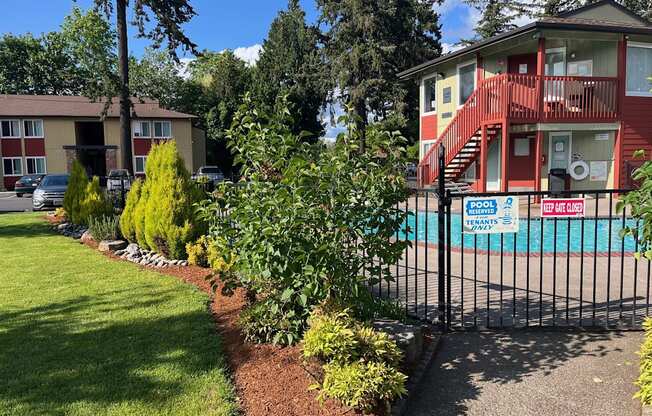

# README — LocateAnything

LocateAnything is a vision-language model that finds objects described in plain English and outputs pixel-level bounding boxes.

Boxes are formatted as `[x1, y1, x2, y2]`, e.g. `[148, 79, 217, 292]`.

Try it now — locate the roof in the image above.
[0, 95, 196, 119]
[398, 0, 652, 80]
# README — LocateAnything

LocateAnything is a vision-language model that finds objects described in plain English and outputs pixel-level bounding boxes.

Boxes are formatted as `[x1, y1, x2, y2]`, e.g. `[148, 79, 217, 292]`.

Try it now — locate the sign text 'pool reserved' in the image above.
[463, 196, 519, 234]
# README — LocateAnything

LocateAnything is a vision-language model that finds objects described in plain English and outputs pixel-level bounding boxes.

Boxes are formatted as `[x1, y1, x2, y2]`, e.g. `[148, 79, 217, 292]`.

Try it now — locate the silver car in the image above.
[32, 174, 69, 211]
[192, 166, 225, 184]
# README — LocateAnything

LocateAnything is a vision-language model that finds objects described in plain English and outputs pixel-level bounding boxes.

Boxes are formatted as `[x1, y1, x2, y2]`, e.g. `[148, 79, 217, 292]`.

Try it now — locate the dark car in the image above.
[14, 174, 45, 197]
[32, 174, 69, 211]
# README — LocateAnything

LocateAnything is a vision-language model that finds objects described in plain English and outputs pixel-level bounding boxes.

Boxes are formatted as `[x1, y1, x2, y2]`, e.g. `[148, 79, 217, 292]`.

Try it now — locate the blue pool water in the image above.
[400, 212, 639, 254]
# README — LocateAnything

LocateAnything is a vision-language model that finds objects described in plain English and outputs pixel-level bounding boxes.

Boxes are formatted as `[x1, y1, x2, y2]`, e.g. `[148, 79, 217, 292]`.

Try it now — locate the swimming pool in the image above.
[400, 211, 640, 254]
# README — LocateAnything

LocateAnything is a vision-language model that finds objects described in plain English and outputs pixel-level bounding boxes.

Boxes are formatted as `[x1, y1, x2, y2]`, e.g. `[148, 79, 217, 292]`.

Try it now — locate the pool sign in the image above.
[463, 196, 519, 234]
[541, 198, 585, 217]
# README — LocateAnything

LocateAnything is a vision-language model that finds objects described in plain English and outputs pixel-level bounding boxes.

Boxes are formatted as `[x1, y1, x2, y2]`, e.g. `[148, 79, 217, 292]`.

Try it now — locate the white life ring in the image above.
[569, 160, 589, 180]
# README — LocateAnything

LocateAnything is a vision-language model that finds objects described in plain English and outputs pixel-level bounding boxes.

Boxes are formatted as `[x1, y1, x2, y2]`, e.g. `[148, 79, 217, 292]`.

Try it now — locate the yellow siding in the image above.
[43, 118, 80, 173]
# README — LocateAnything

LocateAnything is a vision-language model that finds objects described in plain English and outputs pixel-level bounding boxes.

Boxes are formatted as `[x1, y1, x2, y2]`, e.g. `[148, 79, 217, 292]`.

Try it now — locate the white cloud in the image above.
[442, 42, 464, 54]
[233, 44, 263, 66]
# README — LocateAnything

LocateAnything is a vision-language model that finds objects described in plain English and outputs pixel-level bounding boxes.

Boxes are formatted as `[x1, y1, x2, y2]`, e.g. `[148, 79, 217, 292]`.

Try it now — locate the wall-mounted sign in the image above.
[590, 161, 608, 181]
[595, 132, 609, 141]
[463, 196, 519, 234]
[442, 112, 452, 119]
[519, 64, 528, 74]
[541, 198, 585, 217]
[443, 87, 452, 104]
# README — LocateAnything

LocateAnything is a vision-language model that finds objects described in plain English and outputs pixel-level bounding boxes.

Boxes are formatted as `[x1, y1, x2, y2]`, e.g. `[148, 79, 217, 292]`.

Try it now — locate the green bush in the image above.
[80, 176, 112, 225]
[636, 318, 652, 405]
[142, 141, 202, 259]
[119, 178, 142, 243]
[186, 235, 210, 267]
[302, 311, 357, 364]
[63, 160, 89, 225]
[134, 177, 150, 249]
[239, 298, 304, 346]
[319, 361, 407, 412]
[88, 215, 121, 241]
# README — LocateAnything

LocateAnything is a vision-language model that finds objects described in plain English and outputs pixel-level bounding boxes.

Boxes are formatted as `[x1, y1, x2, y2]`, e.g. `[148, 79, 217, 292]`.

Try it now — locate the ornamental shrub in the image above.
[134, 176, 150, 249]
[636, 318, 652, 405]
[186, 235, 210, 267]
[142, 141, 203, 259]
[119, 178, 142, 243]
[63, 160, 89, 225]
[319, 361, 407, 412]
[88, 215, 121, 241]
[79, 176, 112, 225]
[302, 311, 358, 364]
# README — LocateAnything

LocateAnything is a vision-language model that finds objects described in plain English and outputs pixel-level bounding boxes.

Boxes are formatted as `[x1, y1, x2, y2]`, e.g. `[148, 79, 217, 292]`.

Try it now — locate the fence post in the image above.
[437, 143, 447, 331]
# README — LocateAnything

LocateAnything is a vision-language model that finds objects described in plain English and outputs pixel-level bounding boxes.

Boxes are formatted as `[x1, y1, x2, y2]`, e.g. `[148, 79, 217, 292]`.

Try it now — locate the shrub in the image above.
[80, 176, 112, 225]
[63, 160, 89, 225]
[319, 361, 407, 412]
[302, 311, 357, 364]
[88, 215, 121, 241]
[636, 318, 652, 405]
[186, 235, 210, 267]
[355, 326, 403, 368]
[142, 141, 203, 259]
[120, 178, 142, 243]
[239, 300, 304, 345]
[134, 177, 150, 249]
[54, 207, 67, 220]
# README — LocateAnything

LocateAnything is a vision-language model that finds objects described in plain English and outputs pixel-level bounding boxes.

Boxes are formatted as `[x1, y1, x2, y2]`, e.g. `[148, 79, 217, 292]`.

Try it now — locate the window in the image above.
[627, 42, 652, 96]
[2, 157, 22, 176]
[25, 157, 46, 174]
[567, 60, 593, 77]
[458, 62, 476, 106]
[423, 142, 433, 156]
[23, 120, 43, 138]
[133, 120, 151, 137]
[545, 48, 566, 76]
[134, 156, 147, 174]
[153, 121, 171, 138]
[1, 120, 20, 138]
[423, 77, 436, 113]
[514, 138, 530, 156]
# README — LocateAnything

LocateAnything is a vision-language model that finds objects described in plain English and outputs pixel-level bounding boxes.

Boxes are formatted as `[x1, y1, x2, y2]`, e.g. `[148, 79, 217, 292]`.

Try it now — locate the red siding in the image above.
[507, 134, 535, 188]
[4, 177, 19, 190]
[620, 96, 652, 187]
[1, 139, 22, 157]
[421, 114, 437, 140]
[133, 138, 152, 156]
[24, 138, 45, 156]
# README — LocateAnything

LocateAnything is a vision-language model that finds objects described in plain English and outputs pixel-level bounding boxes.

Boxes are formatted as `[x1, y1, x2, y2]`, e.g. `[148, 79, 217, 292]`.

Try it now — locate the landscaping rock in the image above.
[80, 230, 94, 244]
[126, 243, 140, 256]
[98, 240, 128, 253]
[372, 319, 423, 366]
[57, 223, 70, 231]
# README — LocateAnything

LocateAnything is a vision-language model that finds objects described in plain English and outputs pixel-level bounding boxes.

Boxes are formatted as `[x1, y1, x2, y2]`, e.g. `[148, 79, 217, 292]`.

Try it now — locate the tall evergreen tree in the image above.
[318, 0, 442, 149]
[463, 0, 533, 41]
[254, 0, 328, 140]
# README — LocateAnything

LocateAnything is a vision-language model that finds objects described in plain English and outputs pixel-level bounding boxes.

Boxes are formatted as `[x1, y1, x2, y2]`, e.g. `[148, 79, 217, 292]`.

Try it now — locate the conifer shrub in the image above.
[134, 177, 150, 249]
[80, 176, 112, 225]
[119, 178, 142, 243]
[63, 160, 89, 225]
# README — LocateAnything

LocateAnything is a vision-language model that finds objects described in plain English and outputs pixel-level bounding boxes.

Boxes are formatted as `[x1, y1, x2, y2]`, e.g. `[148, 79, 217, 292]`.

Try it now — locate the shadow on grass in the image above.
[0, 215, 56, 238]
[0, 288, 226, 414]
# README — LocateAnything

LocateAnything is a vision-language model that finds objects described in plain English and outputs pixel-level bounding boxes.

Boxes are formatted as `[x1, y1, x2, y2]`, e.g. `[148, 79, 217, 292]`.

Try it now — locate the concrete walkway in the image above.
[407, 331, 643, 416]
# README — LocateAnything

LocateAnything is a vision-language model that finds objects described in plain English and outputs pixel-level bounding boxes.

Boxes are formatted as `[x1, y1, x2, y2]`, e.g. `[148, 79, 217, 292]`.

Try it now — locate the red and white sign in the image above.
[541, 198, 585, 217]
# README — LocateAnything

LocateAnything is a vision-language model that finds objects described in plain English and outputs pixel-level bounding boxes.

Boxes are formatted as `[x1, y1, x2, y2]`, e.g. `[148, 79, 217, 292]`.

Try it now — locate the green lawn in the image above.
[0, 213, 239, 416]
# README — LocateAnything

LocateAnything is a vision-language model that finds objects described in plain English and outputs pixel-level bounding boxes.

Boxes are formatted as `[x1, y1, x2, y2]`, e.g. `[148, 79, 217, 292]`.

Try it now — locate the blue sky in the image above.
[1, 0, 480, 61]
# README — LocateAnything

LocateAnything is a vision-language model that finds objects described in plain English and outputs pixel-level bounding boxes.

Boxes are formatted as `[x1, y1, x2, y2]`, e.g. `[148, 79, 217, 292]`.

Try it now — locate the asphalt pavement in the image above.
[406, 330, 643, 416]
[0, 192, 34, 212]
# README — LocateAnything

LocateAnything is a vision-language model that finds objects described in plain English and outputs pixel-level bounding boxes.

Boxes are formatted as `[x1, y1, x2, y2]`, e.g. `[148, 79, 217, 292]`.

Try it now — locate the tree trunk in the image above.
[116, 0, 133, 174]
[355, 99, 367, 153]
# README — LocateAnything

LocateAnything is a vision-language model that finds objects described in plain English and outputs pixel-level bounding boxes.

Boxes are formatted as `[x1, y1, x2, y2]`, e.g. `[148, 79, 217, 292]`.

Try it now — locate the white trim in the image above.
[625, 42, 652, 97]
[0, 119, 21, 138]
[421, 74, 437, 116]
[132, 120, 152, 138]
[457, 59, 477, 107]
[134, 155, 147, 174]
[22, 119, 44, 138]
[152, 120, 172, 139]
[25, 156, 47, 175]
[548, 131, 573, 174]
[2, 157, 23, 176]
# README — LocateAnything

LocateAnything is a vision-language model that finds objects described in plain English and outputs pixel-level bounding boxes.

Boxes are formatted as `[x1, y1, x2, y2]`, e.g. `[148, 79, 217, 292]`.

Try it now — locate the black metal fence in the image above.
[376, 148, 648, 332]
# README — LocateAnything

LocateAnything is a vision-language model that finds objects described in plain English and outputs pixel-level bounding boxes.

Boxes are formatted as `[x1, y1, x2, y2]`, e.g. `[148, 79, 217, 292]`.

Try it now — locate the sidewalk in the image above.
[406, 331, 642, 416]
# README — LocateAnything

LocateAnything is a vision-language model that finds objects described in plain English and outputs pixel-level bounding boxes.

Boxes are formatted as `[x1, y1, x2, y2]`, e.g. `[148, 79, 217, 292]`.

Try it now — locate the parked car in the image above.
[106, 169, 132, 192]
[192, 166, 225, 184]
[32, 174, 69, 211]
[14, 174, 45, 197]
[405, 162, 417, 178]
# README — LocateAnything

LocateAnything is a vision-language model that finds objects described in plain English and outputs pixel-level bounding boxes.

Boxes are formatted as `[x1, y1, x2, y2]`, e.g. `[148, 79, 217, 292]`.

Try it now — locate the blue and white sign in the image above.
[463, 196, 519, 234]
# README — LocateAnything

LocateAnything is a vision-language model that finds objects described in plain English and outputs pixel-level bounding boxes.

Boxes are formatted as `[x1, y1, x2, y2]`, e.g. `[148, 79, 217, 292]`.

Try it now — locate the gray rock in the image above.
[179, 260, 188, 267]
[115, 249, 125, 256]
[372, 319, 423, 366]
[98, 240, 128, 253]
[57, 223, 70, 231]
[126, 243, 140, 256]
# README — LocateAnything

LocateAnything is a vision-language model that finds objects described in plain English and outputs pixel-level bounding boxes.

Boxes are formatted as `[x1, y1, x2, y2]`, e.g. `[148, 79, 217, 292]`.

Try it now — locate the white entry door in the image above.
[487, 139, 500, 191]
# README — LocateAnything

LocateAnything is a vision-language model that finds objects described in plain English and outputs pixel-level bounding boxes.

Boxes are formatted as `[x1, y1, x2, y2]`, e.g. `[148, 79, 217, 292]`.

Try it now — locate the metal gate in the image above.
[378, 145, 649, 331]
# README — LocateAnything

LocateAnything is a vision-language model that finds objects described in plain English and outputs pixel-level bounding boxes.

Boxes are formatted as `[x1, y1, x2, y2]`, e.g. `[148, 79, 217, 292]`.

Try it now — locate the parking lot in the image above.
[0, 192, 34, 212]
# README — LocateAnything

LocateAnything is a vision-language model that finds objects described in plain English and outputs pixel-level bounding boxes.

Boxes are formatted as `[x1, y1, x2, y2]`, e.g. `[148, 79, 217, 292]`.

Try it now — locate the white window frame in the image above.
[134, 155, 147, 174]
[545, 47, 567, 76]
[2, 157, 23, 176]
[25, 156, 47, 175]
[23, 119, 44, 138]
[153, 120, 172, 139]
[421, 74, 437, 115]
[626, 41, 652, 97]
[0, 119, 21, 138]
[548, 131, 573, 174]
[132, 120, 151, 138]
[457, 60, 477, 108]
